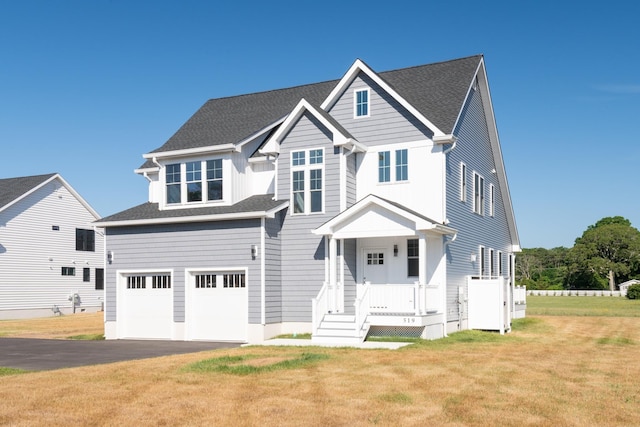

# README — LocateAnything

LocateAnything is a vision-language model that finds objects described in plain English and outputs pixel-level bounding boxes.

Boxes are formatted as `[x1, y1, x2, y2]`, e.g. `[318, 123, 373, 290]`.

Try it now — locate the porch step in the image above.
[312, 314, 369, 344]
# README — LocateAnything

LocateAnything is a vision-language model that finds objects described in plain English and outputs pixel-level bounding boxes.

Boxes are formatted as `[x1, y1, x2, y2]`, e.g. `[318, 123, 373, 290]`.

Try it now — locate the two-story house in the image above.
[95, 55, 520, 344]
[0, 173, 104, 319]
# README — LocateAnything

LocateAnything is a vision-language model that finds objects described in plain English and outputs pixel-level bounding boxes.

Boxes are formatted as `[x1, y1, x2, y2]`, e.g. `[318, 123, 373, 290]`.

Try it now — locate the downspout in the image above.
[260, 217, 266, 327]
[439, 137, 456, 337]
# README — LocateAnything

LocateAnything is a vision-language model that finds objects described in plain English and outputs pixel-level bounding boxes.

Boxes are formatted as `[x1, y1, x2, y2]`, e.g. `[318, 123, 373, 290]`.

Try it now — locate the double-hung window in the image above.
[291, 149, 323, 214]
[460, 162, 467, 202]
[378, 149, 409, 183]
[186, 161, 202, 202]
[76, 228, 95, 252]
[473, 172, 485, 215]
[490, 184, 495, 217]
[166, 159, 223, 205]
[166, 164, 182, 204]
[354, 89, 369, 118]
[407, 239, 419, 277]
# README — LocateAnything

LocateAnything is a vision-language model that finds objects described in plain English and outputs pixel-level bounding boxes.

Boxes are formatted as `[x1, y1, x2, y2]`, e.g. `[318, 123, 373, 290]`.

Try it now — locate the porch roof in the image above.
[313, 195, 456, 239]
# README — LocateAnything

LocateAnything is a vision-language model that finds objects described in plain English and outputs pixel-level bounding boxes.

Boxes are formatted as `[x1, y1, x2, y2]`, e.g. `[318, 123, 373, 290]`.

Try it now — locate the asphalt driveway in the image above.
[0, 338, 240, 371]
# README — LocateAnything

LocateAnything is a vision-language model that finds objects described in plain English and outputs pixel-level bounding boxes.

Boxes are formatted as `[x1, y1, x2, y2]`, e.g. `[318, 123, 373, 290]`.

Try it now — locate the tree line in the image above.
[516, 216, 640, 290]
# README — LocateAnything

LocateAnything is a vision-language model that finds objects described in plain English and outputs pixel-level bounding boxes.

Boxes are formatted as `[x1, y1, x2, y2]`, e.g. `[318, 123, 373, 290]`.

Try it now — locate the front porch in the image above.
[312, 281, 445, 344]
[311, 195, 456, 344]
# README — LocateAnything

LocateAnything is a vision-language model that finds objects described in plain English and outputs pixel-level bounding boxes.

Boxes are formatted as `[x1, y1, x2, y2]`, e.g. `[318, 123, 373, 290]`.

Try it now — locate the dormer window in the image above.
[354, 89, 369, 118]
[166, 159, 223, 206]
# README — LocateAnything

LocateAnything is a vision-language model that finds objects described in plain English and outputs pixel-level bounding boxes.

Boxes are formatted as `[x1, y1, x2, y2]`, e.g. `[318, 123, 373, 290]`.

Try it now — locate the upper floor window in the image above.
[473, 172, 484, 215]
[166, 159, 223, 205]
[166, 164, 181, 204]
[490, 183, 495, 217]
[76, 228, 95, 252]
[291, 149, 323, 214]
[396, 149, 408, 181]
[378, 149, 409, 183]
[460, 162, 467, 202]
[354, 89, 369, 118]
[378, 151, 390, 182]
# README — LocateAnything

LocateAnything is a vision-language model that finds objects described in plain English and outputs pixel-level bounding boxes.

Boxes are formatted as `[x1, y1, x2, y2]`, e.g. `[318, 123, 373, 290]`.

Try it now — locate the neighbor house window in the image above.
[62, 267, 75, 276]
[76, 228, 95, 252]
[460, 162, 467, 202]
[479, 246, 486, 277]
[407, 239, 419, 277]
[186, 161, 202, 202]
[166, 159, 223, 205]
[489, 248, 495, 277]
[83, 268, 90, 282]
[378, 151, 390, 182]
[95, 268, 104, 290]
[395, 149, 408, 181]
[498, 251, 503, 276]
[473, 172, 485, 215]
[291, 149, 323, 214]
[355, 89, 369, 117]
[166, 163, 181, 204]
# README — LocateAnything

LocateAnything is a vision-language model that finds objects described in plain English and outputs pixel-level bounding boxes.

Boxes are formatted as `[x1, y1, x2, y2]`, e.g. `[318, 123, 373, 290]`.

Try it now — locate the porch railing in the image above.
[311, 282, 329, 335]
[356, 283, 443, 316]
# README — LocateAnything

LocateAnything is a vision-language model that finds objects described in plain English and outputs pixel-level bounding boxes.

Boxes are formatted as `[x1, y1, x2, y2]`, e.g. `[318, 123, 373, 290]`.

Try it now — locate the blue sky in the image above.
[1, 1, 638, 249]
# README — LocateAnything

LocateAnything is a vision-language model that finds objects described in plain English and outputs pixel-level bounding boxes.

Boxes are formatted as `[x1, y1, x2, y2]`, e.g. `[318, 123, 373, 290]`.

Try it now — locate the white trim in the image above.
[320, 59, 445, 137]
[143, 144, 236, 160]
[260, 218, 266, 325]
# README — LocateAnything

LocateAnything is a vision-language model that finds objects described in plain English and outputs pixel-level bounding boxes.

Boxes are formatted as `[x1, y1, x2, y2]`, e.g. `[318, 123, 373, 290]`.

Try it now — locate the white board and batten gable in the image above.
[0, 173, 105, 319]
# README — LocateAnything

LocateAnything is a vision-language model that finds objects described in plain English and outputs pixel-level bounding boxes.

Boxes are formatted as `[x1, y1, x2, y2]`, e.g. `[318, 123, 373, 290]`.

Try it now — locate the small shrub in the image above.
[626, 284, 640, 300]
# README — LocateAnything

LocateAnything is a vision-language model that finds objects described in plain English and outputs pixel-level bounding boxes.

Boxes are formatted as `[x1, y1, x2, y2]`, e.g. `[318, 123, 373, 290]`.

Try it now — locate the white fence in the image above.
[527, 290, 622, 297]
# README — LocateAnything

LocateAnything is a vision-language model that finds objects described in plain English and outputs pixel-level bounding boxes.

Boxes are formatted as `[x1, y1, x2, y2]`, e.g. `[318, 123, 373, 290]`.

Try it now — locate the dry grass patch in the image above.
[1, 315, 639, 426]
[0, 312, 103, 339]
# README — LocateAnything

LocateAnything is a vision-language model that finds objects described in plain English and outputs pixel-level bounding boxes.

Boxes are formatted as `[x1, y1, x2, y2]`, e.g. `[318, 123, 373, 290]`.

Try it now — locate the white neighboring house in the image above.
[619, 279, 640, 297]
[0, 173, 105, 319]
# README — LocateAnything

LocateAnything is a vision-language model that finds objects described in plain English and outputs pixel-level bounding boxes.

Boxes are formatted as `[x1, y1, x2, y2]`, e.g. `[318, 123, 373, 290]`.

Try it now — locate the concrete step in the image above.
[322, 314, 356, 323]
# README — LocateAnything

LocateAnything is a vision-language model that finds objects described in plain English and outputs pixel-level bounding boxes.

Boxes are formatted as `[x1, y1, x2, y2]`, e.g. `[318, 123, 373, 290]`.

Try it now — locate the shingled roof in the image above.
[146, 55, 482, 157]
[0, 173, 57, 211]
[95, 194, 287, 226]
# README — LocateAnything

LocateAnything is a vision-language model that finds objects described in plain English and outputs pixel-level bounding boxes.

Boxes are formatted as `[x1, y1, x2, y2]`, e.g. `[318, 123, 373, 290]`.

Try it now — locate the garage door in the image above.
[120, 273, 173, 339]
[187, 271, 248, 341]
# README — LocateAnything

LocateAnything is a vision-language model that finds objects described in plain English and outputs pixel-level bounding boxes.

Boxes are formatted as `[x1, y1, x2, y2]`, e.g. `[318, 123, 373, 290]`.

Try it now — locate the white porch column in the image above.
[418, 232, 427, 315]
[329, 236, 337, 313]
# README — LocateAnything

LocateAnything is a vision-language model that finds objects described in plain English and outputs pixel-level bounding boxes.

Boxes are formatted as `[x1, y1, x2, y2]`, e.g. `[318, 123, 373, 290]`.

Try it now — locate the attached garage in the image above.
[185, 269, 248, 342]
[117, 272, 173, 339]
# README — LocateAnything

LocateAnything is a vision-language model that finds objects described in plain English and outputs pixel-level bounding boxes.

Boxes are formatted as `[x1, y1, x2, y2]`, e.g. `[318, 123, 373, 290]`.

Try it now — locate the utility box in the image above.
[467, 277, 510, 334]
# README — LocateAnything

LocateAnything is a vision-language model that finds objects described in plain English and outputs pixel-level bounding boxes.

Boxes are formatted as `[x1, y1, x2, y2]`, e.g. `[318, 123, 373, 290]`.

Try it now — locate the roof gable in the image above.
[0, 173, 100, 219]
[144, 56, 483, 159]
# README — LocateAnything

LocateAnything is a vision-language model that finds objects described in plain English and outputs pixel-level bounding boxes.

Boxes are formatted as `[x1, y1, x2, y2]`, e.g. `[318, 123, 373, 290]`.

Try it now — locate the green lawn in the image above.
[526, 295, 640, 317]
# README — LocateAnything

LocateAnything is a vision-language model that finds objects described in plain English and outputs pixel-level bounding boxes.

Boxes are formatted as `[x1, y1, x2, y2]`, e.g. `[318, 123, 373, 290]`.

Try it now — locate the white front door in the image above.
[363, 248, 388, 284]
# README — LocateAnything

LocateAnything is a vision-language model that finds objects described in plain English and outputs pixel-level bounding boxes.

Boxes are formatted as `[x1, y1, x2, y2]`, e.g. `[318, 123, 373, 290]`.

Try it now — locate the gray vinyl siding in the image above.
[264, 211, 284, 323]
[104, 219, 262, 323]
[277, 112, 345, 322]
[445, 86, 513, 320]
[0, 181, 104, 314]
[328, 73, 434, 146]
[343, 238, 357, 314]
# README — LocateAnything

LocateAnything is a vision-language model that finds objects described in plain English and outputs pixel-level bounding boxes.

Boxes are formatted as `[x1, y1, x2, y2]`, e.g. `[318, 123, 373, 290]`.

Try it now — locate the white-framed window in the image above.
[489, 248, 495, 277]
[498, 251, 503, 276]
[490, 184, 495, 217]
[479, 246, 486, 278]
[378, 149, 409, 183]
[291, 148, 324, 214]
[473, 172, 485, 215]
[407, 239, 419, 277]
[354, 88, 370, 118]
[378, 151, 390, 182]
[395, 149, 408, 181]
[166, 159, 223, 205]
[460, 162, 467, 202]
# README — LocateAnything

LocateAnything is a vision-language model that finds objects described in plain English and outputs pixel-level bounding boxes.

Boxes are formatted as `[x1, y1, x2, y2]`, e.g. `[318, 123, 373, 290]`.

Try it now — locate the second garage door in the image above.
[187, 270, 248, 342]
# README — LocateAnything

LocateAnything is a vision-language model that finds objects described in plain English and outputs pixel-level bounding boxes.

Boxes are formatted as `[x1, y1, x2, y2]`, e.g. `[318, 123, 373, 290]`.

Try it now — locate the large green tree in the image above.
[565, 216, 640, 290]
